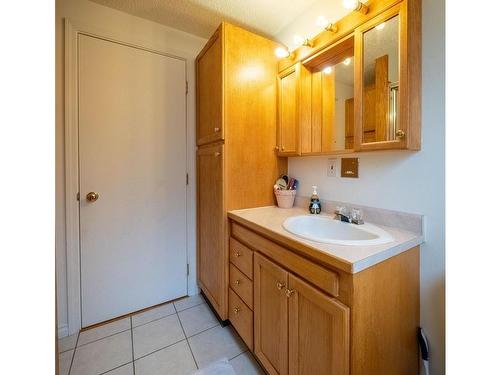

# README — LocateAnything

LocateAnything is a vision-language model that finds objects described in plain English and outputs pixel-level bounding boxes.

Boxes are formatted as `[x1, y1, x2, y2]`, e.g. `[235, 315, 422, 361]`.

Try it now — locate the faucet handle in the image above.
[351, 208, 364, 225]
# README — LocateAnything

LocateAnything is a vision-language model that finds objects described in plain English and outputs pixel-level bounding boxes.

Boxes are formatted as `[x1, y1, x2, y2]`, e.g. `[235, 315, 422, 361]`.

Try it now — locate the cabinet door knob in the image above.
[285, 289, 296, 298]
[214, 151, 221, 157]
[281, 146, 285, 151]
[214, 127, 220, 132]
[275, 146, 279, 151]
[276, 282, 285, 290]
[396, 129, 406, 139]
[234, 279, 241, 285]
[233, 307, 241, 314]
[234, 251, 242, 257]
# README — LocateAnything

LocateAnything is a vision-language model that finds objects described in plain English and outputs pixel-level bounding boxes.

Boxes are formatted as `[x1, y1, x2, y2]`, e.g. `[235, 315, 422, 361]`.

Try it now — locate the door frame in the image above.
[64, 19, 192, 335]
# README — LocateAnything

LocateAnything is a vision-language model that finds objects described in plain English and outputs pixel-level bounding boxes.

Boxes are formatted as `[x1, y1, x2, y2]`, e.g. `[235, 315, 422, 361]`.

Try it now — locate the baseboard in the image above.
[58, 324, 69, 338]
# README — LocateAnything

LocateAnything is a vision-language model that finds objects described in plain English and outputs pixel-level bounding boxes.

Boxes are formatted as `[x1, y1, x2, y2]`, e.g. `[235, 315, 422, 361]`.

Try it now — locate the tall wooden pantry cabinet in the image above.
[196, 22, 287, 320]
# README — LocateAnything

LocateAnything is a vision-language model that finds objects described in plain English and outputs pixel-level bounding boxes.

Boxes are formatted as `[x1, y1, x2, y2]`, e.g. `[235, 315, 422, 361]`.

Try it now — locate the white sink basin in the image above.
[282, 215, 393, 246]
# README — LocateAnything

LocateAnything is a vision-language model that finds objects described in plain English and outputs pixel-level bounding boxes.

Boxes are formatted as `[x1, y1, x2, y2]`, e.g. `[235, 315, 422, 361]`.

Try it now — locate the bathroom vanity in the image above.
[227, 206, 422, 375]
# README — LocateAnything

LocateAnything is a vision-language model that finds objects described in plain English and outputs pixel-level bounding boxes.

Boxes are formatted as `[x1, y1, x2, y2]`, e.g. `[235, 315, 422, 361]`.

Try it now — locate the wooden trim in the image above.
[278, 0, 404, 73]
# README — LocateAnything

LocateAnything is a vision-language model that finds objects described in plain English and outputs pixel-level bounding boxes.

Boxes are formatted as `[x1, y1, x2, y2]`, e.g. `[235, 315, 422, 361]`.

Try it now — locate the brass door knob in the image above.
[86, 192, 99, 202]
[276, 282, 286, 290]
[396, 129, 406, 139]
[285, 289, 296, 298]
[233, 307, 241, 314]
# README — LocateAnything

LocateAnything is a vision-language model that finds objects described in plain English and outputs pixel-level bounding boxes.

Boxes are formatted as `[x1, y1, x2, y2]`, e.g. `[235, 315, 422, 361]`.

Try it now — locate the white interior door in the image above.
[78, 34, 187, 327]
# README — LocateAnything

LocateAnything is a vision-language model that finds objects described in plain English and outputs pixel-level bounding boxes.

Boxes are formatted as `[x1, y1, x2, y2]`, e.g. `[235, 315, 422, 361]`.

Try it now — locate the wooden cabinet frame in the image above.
[354, 0, 421, 151]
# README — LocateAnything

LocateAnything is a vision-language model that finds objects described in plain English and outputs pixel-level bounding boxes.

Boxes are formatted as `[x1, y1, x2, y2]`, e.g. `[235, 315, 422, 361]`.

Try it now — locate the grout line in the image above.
[229, 350, 248, 361]
[76, 327, 131, 349]
[133, 337, 187, 362]
[130, 317, 136, 375]
[176, 312, 199, 369]
[185, 323, 220, 339]
[131, 310, 178, 329]
[97, 361, 134, 375]
[174, 300, 205, 313]
[67, 331, 80, 375]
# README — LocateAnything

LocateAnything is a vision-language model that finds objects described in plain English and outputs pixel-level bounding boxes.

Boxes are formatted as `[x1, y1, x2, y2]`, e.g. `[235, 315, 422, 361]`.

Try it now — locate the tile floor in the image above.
[58, 294, 264, 375]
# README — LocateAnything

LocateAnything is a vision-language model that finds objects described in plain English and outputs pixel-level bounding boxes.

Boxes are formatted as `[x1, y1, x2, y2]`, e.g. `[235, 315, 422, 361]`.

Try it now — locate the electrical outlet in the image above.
[327, 158, 337, 177]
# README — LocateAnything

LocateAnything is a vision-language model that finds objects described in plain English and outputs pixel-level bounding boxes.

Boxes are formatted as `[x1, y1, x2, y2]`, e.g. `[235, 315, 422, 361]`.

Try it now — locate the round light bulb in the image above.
[275, 47, 290, 59]
[293, 35, 305, 46]
[342, 0, 360, 10]
[316, 16, 328, 28]
[323, 66, 333, 74]
[343, 58, 352, 66]
[376, 22, 385, 30]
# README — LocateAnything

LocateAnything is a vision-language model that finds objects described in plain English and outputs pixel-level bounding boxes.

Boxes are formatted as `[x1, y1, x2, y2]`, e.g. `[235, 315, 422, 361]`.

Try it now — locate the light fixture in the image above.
[375, 22, 385, 30]
[293, 35, 312, 47]
[316, 16, 338, 33]
[322, 66, 333, 74]
[343, 58, 352, 66]
[275, 47, 290, 59]
[342, 0, 369, 14]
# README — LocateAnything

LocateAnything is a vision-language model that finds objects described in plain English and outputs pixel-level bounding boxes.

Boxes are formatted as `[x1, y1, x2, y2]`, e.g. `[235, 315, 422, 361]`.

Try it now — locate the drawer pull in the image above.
[285, 289, 296, 298]
[234, 279, 241, 285]
[276, 282, 285, 290]
[233, 307, 241, 314]
[214, 127, 220, 132]
[234, 251, 242, 257]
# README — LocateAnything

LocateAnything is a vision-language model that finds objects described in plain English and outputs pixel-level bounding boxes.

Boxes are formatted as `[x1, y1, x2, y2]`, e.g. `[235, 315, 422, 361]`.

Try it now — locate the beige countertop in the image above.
[228, 206, 424, 274]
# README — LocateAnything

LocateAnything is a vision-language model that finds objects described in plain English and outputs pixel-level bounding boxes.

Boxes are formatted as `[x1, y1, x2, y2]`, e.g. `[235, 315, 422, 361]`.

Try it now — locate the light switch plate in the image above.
[327, 158, 337, 177]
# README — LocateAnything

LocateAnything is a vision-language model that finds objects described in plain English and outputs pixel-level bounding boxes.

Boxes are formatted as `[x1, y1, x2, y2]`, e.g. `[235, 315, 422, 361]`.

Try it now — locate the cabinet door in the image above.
[277, 64, 307, 156]
[254, 253, 289, 375]
[197, 143, 225, 318]
[196, 28, 223, 146]
[288, 274, 350, 375]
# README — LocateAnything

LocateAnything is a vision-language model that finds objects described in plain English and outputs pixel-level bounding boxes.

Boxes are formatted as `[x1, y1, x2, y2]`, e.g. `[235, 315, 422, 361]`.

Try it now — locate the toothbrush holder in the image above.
[274, 189, 296, 209]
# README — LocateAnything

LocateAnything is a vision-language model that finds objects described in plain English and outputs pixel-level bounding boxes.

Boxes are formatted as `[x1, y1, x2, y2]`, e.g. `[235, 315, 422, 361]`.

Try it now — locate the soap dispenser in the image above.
[309, 186, 321, 214]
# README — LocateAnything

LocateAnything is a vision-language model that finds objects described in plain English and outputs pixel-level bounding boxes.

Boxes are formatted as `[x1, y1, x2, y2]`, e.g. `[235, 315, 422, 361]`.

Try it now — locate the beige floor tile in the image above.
[230, 352, 265, 375]
[174, 294, 205, 312]
[103, 363, 134, 375]
[71, 331, 132, 375]
[132, 303, 176, 327]
[58, 349, 73, 375]
[134, 340, 197, 375]
[132, 314, 185, 359]
[78, 318, 131, 346]
[59, 333, 78, 353]
[188, 325, 246, 368]
[178, 303, 219, 337]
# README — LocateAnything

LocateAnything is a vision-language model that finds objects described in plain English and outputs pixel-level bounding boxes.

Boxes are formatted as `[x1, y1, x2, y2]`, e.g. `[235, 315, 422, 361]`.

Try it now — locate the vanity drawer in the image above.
[229, 263, 253, 309]
[228, 288, 253, 350]
[229, 237, 253, 279]
[231, 223, 339, 297]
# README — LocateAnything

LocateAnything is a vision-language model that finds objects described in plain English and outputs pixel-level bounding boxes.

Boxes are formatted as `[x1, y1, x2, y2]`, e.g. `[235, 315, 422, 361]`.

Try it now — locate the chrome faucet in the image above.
[334, 207, 364, 225]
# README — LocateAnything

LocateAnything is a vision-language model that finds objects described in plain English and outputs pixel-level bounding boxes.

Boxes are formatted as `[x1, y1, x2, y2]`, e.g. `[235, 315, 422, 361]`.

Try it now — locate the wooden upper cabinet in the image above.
[354, 0, 421, 151]
[197, 143, 225, 313]
[254, 253, 289, 375]
[196, 28, 223, 146]
[288, 274, 350, 375]
[277, 63, 310, 156]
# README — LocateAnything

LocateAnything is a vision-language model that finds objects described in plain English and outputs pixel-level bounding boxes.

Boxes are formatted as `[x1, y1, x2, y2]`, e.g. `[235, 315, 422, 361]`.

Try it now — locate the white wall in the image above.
[56, 0, 206, 336]
[277, 0, 445, 373]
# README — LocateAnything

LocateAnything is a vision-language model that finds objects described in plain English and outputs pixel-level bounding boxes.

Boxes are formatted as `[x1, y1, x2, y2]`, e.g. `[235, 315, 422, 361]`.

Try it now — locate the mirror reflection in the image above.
[362, 15, 399, 143]
[309, 37, 354, 152]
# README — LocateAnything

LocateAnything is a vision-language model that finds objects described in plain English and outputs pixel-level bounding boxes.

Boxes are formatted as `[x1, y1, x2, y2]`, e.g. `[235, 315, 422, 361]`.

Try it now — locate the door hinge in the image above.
[187, 263, 190, 276]
[186, 173, 189, 185]
[185, 81, 188, 95]
[76, 192, 80, 201]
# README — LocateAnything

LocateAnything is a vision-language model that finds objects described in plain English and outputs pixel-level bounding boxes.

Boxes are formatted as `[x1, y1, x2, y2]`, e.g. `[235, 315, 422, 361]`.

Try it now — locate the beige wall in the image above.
[56, 0, 206, 336]
[277, 1, 445, 374]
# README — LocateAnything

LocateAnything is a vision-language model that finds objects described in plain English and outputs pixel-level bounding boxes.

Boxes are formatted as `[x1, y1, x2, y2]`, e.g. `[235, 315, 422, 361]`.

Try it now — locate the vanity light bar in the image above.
[342, 0, 369, 14]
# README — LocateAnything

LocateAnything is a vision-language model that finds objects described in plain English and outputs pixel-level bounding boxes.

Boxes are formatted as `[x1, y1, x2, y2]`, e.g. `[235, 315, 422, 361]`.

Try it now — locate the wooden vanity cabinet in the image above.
[196, 23, 287, 320]
[228, 219, 419, 375]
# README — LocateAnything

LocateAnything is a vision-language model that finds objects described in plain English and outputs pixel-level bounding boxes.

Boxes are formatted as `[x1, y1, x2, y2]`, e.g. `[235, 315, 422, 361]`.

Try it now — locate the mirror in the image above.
[362, 15, 399, 143]
[305, 36, 355, 153]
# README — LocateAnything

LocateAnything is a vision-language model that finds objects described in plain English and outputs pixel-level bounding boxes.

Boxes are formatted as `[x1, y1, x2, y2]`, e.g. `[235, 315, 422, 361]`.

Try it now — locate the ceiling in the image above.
[90, 0, 321, 39]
